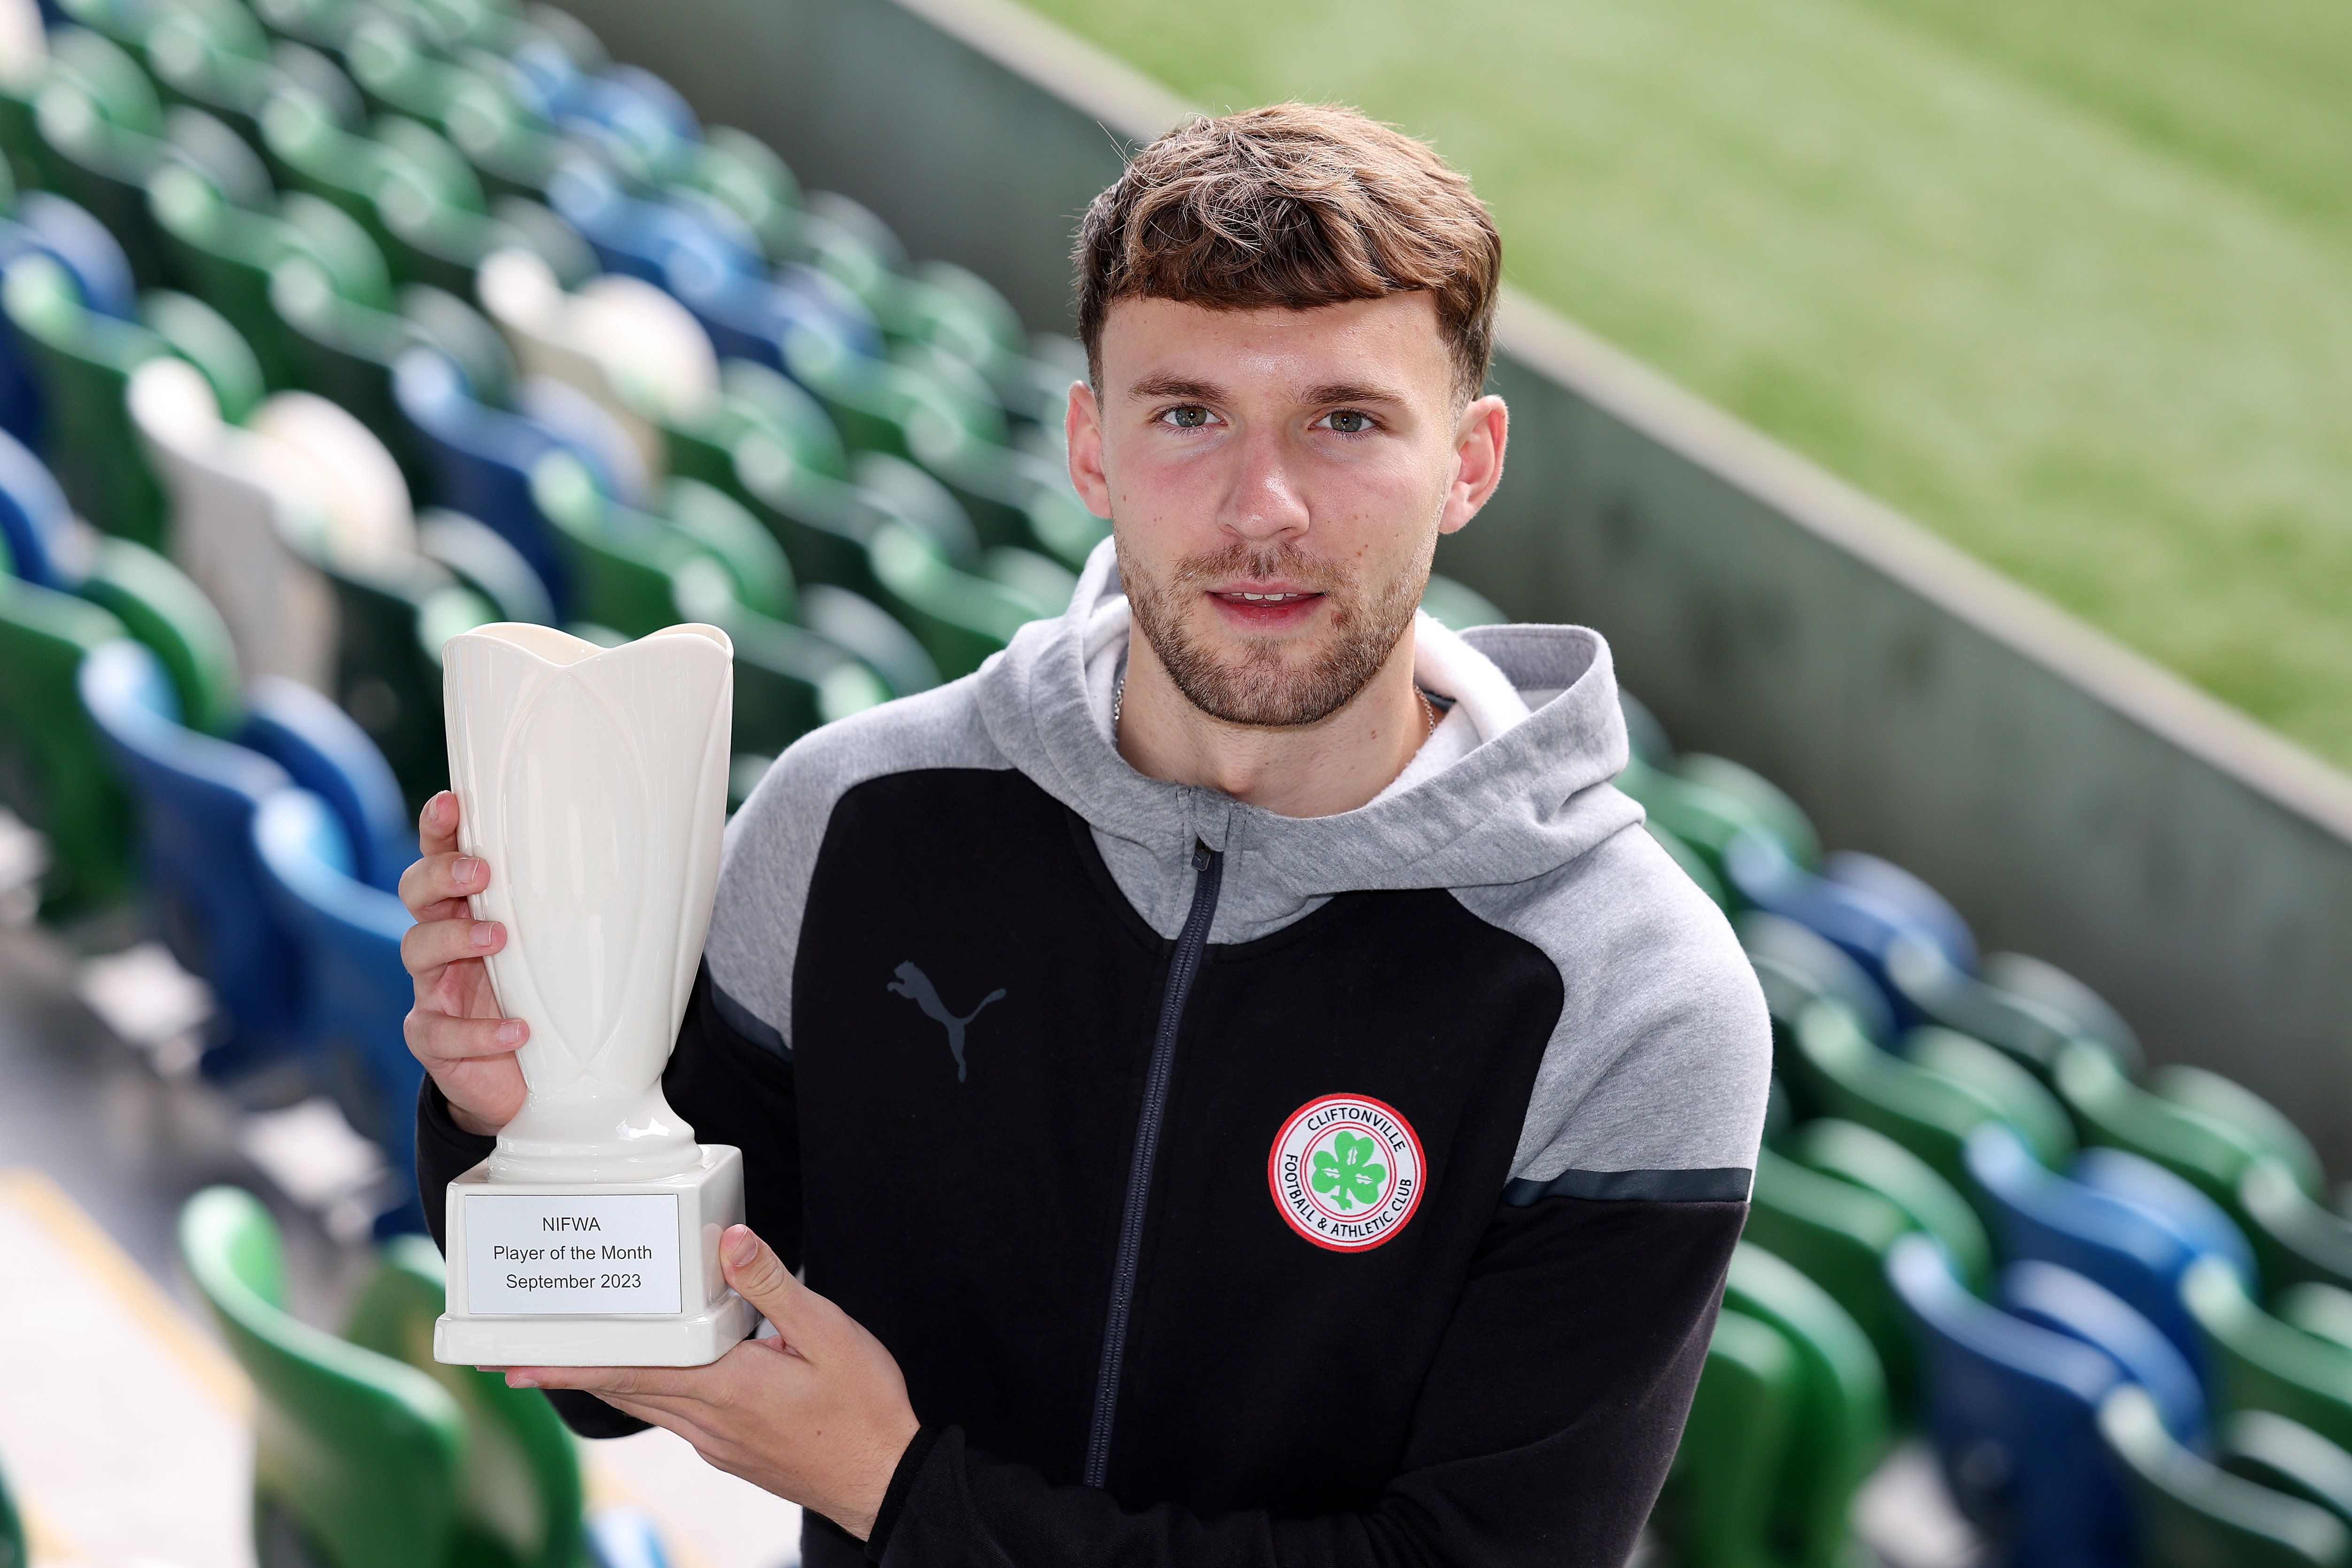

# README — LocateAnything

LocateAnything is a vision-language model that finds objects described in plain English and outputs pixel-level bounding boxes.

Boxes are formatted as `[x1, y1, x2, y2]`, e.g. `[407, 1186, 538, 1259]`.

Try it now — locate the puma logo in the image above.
[887, 961, 1006, 1082]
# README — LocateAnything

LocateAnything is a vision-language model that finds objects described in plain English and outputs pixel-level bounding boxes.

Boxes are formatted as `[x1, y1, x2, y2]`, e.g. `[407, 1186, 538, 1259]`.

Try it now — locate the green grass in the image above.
[1021, 0, 2352, 766]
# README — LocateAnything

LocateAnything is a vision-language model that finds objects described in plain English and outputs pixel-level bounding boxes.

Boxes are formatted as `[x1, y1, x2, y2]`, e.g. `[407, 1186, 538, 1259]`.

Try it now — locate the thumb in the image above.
[719, 1225, 815, 1338]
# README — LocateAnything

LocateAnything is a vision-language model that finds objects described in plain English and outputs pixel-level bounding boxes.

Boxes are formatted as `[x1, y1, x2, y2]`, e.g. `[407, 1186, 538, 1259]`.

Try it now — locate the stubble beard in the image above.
[1120, 535, 1429, 728]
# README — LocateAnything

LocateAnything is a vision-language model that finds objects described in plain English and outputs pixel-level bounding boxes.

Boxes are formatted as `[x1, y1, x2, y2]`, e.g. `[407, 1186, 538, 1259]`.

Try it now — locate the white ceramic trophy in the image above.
[432, 622, 756, 1367]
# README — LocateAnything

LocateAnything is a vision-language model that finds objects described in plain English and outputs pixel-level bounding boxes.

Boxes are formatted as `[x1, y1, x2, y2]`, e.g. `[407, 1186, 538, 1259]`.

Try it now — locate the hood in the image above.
[972, 539, 1644, 918]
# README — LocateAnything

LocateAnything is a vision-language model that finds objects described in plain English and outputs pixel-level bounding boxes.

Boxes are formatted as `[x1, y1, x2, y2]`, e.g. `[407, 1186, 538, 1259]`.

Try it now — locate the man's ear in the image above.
[1439, 394, 1508, 535]
[1066, 380, 1112, 520]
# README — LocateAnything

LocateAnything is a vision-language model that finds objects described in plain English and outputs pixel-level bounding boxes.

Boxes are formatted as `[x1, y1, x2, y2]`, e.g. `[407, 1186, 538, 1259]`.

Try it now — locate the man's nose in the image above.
[1220, 428, 1311, 543]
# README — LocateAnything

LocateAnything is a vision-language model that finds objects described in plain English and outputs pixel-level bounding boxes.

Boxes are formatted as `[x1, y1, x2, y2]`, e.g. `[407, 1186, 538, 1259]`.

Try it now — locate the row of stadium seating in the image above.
[0, 0, 2347, 1564]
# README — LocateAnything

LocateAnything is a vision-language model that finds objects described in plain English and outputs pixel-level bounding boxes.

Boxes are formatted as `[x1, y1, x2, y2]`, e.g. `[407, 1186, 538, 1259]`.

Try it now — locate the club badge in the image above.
[1267, 1093, 1426, 1251]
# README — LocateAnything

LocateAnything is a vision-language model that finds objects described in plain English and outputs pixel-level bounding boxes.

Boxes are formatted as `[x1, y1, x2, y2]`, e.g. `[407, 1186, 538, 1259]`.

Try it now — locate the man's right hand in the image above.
[400, 790, 527, 1136]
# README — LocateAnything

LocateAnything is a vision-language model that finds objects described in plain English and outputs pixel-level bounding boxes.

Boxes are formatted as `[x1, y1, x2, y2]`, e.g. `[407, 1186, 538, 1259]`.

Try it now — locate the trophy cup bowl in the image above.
[432, 622, 757, 1367]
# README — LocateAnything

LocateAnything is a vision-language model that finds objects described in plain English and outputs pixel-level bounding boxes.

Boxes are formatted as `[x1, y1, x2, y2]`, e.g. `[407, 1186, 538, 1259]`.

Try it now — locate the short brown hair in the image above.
[1075, 103, 1502, 402]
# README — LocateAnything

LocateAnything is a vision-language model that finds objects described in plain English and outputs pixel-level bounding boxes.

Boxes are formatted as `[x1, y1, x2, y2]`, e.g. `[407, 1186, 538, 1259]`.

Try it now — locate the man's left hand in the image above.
[503, 1226, 921, 1540]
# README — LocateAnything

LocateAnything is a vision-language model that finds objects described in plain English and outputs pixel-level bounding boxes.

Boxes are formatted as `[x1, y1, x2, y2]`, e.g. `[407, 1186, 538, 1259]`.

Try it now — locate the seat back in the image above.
[2102, 1385, 2351, 1568]
[1784, 998, 2007, 1194]
[2244, 1161, 2352, 1297]
[1790, 1117, 1991, 1289]
[1821, 850, 1976, 973]
[1675, 753, 1821, 871]
[415, 507, 552, 625]
[392, 347, 565, 607]
[2057, 1042, 2269, 1217]
[1905, 1026, 2074, 1164]
[0, 573, 132, 915]
[2154, 1066, 2325, 1203]
[2001, 1259, 2206, 1446]
[179, 1186, 463, 1568]
[80, 637, 304, 1075]
[1745, 1148, 1918, 1415]
[344, 1236, 588, 1568]
[248, 387, 416, 564]
[128, 355, 338, 688]
[1982, 950, 2143, 1067]
[1738, 910, 1895, 1043]
[1722, 1243, 1887, 1568]
[1656, 1307, 1800, 1568]
[0, 423, 81, 587]
[2074, 1147, 2259, 1289]
[2185, 1257, 2352, 1456]
[142, 287, 265, 423]
[251, 788, 418, 1231]
[867, 518, 1034, 680]
[1889, 1233, 2132, 1567]
[241, 673, 409, 891]
[75, 533, 243, 736]
[4, 251, 171, 545]
[1884, 932, 2086, 1079]
[2223, 1410, 2352, 1537]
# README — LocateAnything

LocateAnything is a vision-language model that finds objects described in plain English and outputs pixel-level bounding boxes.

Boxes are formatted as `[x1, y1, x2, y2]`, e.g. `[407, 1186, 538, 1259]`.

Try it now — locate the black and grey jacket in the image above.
[420, 540, 1772, 1568]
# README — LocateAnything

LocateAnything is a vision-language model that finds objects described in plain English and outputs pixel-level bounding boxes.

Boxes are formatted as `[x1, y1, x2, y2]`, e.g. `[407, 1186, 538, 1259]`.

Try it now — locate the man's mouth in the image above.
[1205, 586, 1327, 631]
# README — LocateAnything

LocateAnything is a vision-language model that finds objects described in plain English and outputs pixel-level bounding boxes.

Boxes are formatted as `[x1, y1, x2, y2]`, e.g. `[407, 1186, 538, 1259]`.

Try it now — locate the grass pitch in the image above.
[1024, 0, 2352, 767]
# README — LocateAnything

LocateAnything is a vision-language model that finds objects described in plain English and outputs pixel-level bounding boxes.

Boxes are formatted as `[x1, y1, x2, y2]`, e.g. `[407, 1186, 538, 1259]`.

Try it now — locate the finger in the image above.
[401, 915, 506, 976]
[419, 790, 462, 857]
[719, 1226, 823, 1345]
[397, 850, 493, 922]
[506, 1364, 696, 1399]
[406, 1008, 527, 1066]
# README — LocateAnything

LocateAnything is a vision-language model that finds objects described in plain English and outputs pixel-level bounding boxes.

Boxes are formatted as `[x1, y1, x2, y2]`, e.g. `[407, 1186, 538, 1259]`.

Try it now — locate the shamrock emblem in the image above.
[1311, 1131, 1388, 1212]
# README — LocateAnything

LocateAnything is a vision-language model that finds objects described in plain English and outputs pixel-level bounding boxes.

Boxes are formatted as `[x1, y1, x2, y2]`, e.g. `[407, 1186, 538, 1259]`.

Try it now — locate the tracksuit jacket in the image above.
[419, 538, 1773, 1568]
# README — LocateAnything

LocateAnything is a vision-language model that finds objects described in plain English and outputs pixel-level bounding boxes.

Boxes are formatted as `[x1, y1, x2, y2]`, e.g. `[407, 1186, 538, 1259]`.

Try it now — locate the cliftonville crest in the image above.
[1267, 1093, 1426, 1251]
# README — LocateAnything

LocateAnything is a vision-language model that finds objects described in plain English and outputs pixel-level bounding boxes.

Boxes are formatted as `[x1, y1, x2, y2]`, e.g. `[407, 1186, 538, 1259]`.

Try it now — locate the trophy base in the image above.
[434, 1143, 758, 1367]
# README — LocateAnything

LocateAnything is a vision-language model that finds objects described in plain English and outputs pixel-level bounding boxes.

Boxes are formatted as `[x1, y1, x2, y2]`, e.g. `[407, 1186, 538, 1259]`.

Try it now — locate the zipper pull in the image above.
[1191, 839, 1211, 872]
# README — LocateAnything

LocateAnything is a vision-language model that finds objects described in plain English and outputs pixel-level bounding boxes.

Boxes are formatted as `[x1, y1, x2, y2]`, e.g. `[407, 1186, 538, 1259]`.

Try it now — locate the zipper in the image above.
[1082, 837, 1224, 1488]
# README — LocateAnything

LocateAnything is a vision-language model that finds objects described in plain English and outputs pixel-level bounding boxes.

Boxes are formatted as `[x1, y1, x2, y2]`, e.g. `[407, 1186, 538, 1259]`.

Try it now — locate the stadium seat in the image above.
[143, 11, 279, 152]
[1740, 910, 1897, 1044]
[147, 159, 311, 388]
[1616, 760, 1789, 886]
[1789, 1116, 1992, 1289]
[180, 1185, 472, 1568]
[1721, 1243, 1886, 1568]
[74, 533, 241, 737]
[392, 347, 567, 607]
[866, 517, 1034, 680]
[239, 674, 410, 893]
[13, 187, 139, 320]
[799, 580, 939, 697]
[1744, 1147, 1919, 1413]
[1724, 830, 1966, 1021]
[2223, 1409, 2352, 1537]
[1821, 851, 1976, 975]
[1673, 753, 1821, 871]
[2057, 1042, 2271, 1218]
[142, 285, 266, 421]
[32, 27, 171, 286]
[1981, 950, 2144, 1066]
[732, 426, 887, 597]
[341, 1234, 599, 1568]
[2243, 1161, 2352, 1296]
[1882, 933, 2091, 1080]
[2184, 1258, 2352, 1457]
[310, 543, 487, 810]
[416, 507, 552, 625]
[2000, 1260, 2206, 1446]
[127, 356, 338, 689]
[1781, 998, 2009, 1194]
[81, 638, 303, 1082]
[2154, 1066, 2325, 1202]
[1655, 1308, 1800, 1568]
[0, 422, 85, 586]
[0, 573, 133, 916]
[1905, 1026, 2074, 1166]
[3, 251, 172, 546]
[1889, 1233, 2133, 1568]
[2105, 1384, 2352, 1568]
[2073, 1147, 2259, 1288]
[252, 788, 420, 1232]
[1965, 1122, 2222, 1382]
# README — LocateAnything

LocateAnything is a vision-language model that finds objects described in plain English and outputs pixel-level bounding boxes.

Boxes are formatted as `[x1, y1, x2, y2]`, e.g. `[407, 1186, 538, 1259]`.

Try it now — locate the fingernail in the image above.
[470, 921, 498, 949]
[430, 793, 453, 823]
[497, 1020, 525, 1045]
[454, 857, 481, 885]
[505, 1371, 537, 1388]
[723, 1226, 757, 1267]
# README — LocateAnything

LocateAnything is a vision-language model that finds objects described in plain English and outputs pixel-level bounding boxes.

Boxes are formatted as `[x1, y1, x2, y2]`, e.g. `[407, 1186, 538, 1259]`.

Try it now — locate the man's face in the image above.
[1067, 294, 1505, 728]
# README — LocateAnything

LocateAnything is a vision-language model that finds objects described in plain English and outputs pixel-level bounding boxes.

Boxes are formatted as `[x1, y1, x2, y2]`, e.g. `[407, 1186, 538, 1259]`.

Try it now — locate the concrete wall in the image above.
[562, 0, 2352, 1167]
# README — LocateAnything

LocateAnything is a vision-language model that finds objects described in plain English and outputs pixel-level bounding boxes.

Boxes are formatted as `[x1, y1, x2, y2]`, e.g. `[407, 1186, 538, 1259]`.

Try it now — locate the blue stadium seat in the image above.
[1889, 1233, 2134, 1568]
[1725, 830, 1964, 1025]
[2001, 1259, 2208, 1449]
[251, 789, 422, 1236]
[1966, 1122, 2228, 1389]
[1823, 850, 1979, 974]
[239, 677, 411, 895]
[79, 638, 302, 1084]
[13, 192, 135, 320]
[2075, 1146, 2260, 1287]
[393, 348, 568, 613]
[0, 426, 80, 587]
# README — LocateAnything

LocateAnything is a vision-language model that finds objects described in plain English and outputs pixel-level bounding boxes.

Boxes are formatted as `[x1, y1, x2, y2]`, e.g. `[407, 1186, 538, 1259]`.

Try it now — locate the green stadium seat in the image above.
[1619, 757, 1804, 885]
[32, 27, 170, 285]
[147, 160, 310, 388]
[75, 533, 240, 736]
[799, 580, 938, 697]
[1418, 573, 1507, 631]
[341, 12, 472, 123]
[1673, 754, 1821, 870]
[415, 507, 550, 625]
[2057, 1042, 2270, 1217]
[2155, 1066, 2325, 1201]
[784, 323, 1003, 462]
[665, 125, 801, 263]
[1981, 950, 2144, 1069]
[142, 286, 264, 421]
[2185, 1257, 2352, 1456]
[1782, 998, 2012, 1196]
[2100, 1384, 2351, 1568]
[180, 1185, 469, 1568]
[1903, 1026, 2075, 1167]
[317, 548, 488, 810]
[268, 202, 426, 487]
[733, 428, 884, 597]
[1744, 1146, 1919, 1414]
[3, 253, 172, 546]
[2223, 1410, 2352, 1537]
[436, 70, 564, 203]
[0, 572, 135, 917]
[1655, 1307, 1800, 1568]
[341, 1234, 588, 1568]
[259, 80, 396, 248]
[143, 6, 278, 150]
[1023, 479, 1110, 572]
[2244, 1161, 2352, 1296]
[1721, 1243, 1887, 1568]
[868, 518, 1035, 680]
[1791, 1115, 1993, 1290]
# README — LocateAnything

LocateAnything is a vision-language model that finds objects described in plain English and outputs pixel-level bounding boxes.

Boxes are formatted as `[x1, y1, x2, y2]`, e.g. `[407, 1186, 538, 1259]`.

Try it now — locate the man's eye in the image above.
[1323, 409, 1373, 434]
[1162, 405, 1212, 429]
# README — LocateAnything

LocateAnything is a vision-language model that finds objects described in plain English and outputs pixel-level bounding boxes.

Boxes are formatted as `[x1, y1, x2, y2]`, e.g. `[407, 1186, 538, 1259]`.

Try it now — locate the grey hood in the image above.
[971, 539, 1646, 942]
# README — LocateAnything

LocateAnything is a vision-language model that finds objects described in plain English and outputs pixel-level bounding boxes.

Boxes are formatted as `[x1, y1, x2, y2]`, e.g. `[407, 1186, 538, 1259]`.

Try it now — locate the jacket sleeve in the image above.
[866, 1191, 1746, 1567]
[417, 958, 803, 1439]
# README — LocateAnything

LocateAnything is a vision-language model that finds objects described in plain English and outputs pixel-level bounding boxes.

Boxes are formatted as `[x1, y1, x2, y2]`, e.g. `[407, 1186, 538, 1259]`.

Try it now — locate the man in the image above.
[405, 103, 1769, 1567]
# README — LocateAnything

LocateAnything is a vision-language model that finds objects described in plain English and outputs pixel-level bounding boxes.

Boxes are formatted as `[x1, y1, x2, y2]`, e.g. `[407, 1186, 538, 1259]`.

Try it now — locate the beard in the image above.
[1119, 534, 1429, 728]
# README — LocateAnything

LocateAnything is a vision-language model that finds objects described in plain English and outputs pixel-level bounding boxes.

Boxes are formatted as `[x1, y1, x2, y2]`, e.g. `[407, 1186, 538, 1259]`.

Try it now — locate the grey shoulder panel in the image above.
[1452, 818, 1772, 1192]
[704, 680, 1011, 1052]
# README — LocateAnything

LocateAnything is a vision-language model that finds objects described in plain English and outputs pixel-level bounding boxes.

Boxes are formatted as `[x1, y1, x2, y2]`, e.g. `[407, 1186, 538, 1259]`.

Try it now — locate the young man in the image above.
[404, 104, 1769, 1567]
